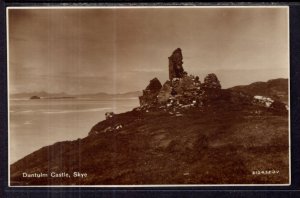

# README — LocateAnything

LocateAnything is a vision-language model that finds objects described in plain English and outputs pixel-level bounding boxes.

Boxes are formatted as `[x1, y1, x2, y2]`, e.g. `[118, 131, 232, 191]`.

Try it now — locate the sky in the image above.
[8, 7, 289, 94]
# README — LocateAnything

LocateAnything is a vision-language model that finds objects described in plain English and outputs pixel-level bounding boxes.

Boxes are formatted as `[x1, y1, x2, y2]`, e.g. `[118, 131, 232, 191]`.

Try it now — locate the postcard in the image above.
[7, 6, 290, 186]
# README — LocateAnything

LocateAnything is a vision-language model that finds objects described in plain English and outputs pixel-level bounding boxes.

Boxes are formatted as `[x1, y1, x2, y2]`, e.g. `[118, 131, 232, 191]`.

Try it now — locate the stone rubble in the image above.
[253, 96, 274, 107]
[103, 124, 123, 133]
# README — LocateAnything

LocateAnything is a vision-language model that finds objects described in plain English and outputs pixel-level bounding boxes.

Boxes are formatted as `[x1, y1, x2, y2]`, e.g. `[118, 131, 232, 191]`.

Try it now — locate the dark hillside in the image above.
[229, 79, 288, 104]
[11, 95, 288, 185]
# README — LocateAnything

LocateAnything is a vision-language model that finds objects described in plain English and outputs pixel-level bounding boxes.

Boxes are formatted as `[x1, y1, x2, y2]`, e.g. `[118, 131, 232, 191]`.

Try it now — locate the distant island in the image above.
[10, 91, 142, 100]
[10, 48, 289, 185]
[29, 96, 40, 99]
[29, 96, 76, 100]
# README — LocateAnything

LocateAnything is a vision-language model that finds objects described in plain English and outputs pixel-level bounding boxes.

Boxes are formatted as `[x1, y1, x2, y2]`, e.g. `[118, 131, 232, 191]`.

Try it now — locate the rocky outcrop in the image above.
[169, 48, 185, 80]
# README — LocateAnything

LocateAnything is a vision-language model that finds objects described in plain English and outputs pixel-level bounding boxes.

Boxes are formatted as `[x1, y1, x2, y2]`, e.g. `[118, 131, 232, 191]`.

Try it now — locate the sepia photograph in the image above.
[8, 6, 290, 186]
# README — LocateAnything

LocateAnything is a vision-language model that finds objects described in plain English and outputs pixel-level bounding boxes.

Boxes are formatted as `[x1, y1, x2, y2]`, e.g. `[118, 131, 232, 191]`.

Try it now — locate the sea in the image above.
[9, 97, 139, 164]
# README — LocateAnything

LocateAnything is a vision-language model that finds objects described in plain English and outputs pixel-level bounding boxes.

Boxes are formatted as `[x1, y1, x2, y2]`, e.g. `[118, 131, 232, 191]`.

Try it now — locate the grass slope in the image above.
[10, 99, 289, 185]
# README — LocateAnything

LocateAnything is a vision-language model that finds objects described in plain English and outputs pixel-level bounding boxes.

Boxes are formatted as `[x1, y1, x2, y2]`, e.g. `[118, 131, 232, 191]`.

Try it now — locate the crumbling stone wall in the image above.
[139, 49, 223, 112]
[139, 78, 162, 106]
[202, 73, 221, 89]
[169, 48, 185, 80]
[157, 80, 172, 103]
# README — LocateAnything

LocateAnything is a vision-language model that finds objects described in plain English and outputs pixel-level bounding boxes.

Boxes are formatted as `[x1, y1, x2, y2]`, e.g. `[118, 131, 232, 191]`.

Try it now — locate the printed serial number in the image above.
[252, 170, 279, 175]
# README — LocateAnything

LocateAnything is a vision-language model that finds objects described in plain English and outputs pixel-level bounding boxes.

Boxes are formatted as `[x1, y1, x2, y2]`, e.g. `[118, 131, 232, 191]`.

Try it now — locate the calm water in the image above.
[9, 98, 139, 164]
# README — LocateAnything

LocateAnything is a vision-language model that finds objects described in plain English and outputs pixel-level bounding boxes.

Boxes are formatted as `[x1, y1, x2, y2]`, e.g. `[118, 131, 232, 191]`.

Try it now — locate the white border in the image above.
[6, 5, 291, 187]
[288, 5, 291, 187]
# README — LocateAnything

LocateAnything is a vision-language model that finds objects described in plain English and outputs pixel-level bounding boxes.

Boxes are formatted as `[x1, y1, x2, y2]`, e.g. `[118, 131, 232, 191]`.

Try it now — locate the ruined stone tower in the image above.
[168, 48, 184, 80]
